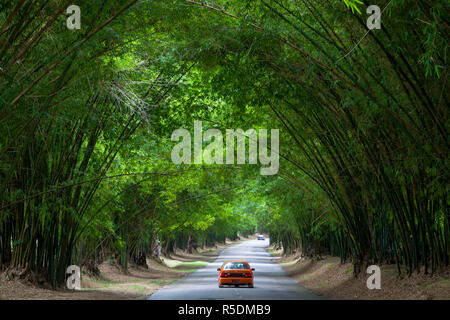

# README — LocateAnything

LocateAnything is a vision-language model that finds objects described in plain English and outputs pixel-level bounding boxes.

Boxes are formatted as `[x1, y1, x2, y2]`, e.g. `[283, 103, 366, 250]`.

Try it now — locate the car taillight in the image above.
[220, 272, 229, 278]
[244, 273, 252, 278]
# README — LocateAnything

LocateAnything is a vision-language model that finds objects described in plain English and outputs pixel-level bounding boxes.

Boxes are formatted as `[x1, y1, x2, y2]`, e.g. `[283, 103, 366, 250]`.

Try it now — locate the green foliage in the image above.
[342, 0, 363, 14]
[0, 0, 447, 286]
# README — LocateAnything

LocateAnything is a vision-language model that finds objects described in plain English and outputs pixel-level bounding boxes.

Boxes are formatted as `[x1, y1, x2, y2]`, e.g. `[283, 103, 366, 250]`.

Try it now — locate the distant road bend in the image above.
[149, 239, 325, 300]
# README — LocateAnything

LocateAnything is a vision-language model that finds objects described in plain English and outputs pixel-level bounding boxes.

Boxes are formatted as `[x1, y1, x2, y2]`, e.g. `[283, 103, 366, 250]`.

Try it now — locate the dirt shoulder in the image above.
[0, 238, 247, 300]
[267, 247, 449, 300]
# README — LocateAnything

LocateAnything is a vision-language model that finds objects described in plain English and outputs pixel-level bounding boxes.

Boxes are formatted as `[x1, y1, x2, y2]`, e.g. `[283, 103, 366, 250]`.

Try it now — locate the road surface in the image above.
[148, 238, 325, 300]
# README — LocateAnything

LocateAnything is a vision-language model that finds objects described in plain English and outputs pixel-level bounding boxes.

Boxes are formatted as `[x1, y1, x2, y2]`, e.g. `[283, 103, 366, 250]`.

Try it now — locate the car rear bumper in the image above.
[219, 278, 253, 285]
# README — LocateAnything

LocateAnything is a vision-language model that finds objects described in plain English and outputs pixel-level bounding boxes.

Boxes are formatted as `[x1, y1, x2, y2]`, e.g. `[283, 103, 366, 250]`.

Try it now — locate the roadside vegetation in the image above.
[0, 0, 448, 293]
[269, 247, 449, 300]
[0, 237, 243, 299]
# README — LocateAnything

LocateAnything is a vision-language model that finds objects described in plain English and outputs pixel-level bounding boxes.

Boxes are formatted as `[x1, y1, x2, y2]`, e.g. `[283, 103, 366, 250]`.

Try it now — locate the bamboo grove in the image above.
[0, 0, 448, 287]
[250, 0, 448, 274]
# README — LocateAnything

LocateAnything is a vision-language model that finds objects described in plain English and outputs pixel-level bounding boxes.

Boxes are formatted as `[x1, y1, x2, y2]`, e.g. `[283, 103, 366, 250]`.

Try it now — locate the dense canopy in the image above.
[0, 0, 448, 287]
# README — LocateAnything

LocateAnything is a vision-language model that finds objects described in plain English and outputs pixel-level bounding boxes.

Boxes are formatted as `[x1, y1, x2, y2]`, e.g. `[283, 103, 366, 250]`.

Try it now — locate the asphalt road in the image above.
[148, 238, 325, 300]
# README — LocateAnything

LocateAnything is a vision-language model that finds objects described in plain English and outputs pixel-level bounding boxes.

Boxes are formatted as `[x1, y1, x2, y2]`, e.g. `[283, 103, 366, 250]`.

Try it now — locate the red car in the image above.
[217, 261, 255, 288]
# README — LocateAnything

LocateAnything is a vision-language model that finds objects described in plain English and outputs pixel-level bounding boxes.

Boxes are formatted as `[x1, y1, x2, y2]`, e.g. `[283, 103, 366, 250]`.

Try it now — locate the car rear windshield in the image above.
[223, 262, 250, 270]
